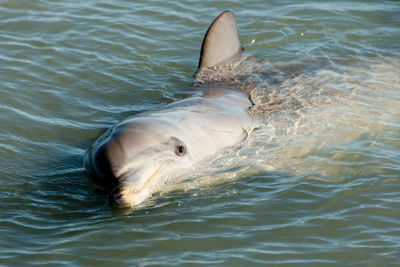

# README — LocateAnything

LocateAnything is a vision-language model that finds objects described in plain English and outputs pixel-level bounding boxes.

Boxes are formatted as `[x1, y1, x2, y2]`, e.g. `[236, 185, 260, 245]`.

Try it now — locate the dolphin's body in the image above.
[86, 11, 254, 207]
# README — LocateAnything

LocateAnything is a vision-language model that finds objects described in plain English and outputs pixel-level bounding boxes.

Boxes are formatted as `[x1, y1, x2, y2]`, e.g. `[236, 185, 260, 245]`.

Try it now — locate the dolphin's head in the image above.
[87, 117, 193, 207]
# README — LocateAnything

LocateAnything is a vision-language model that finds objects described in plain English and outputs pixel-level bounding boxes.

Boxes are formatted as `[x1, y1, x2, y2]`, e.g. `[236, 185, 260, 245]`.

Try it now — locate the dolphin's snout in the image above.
[109, 186, 130, 207]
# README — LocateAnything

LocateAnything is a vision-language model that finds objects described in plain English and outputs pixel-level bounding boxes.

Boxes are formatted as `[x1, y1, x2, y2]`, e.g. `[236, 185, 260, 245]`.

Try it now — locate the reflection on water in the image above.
[1, 0, 399, 265]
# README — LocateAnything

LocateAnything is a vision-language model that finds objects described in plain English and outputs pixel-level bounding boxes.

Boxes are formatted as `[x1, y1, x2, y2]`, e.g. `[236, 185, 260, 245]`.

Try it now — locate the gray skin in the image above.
[86, 10, 254, 208]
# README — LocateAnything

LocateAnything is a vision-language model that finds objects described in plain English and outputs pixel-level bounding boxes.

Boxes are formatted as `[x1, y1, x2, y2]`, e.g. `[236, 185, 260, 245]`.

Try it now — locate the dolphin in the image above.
[85, 10, 254, 207]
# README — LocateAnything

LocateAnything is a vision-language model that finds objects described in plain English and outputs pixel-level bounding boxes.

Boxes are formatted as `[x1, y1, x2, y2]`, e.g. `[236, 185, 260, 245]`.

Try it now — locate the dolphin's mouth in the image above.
[109, 185, 135, 207]
[108, 161, 171, 207]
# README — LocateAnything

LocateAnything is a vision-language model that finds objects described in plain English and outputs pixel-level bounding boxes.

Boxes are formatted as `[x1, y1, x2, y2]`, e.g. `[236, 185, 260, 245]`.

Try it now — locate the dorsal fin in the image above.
[197, 10, 243, 70]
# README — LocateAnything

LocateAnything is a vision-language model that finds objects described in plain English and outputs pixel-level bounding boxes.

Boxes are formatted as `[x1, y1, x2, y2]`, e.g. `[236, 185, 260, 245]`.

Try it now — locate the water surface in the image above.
[1, 0, 400, 266]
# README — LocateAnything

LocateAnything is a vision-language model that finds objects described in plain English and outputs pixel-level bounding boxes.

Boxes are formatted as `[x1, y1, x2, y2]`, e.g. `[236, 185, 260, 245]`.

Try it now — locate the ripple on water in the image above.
[1, 0, 400, 266]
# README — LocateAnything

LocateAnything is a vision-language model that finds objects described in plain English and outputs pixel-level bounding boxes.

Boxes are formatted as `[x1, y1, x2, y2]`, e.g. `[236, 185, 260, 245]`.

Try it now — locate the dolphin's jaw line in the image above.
[110, 160, 173, 207]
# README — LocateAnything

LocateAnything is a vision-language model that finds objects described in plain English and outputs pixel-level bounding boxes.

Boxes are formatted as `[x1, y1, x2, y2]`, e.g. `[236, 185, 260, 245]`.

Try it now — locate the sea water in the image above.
[1, 0, 399, 265]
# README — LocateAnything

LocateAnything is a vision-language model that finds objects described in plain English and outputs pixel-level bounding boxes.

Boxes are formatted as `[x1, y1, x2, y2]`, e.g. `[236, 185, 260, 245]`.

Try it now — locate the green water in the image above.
[1, 0, 400, 266]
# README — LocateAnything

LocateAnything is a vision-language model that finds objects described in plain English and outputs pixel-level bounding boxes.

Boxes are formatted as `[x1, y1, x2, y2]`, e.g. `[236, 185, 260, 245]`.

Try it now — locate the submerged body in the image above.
[86, 11, 253, 207]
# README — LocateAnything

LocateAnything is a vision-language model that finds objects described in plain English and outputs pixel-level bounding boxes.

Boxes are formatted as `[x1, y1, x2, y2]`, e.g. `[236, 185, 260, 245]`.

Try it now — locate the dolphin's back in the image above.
[197, 10, 243, 69]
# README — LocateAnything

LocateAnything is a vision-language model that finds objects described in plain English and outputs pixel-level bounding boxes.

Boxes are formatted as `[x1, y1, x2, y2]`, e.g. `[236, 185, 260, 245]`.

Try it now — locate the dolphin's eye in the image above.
[175, 145, 186, 156]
